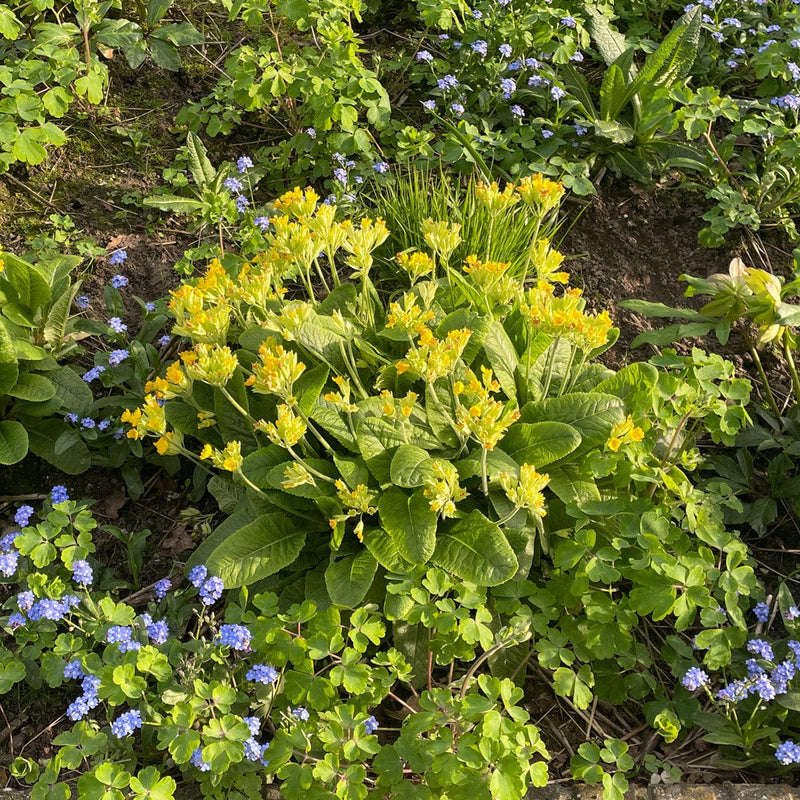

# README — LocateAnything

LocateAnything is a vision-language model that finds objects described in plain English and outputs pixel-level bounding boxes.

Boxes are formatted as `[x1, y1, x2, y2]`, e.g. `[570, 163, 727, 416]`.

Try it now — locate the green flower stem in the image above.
[480, 446, 489, 496]
[286, 444, 336, 484]
[541, 337, 561, 399]
[338, 340, 370, 400]
[558, 343, 577, 397]
[220, 387, 254, 424]
[293, 404, 334, 454]
[519, 217, 542, 288]
[782, 336, 800, 406]
[746, 338, 781, 420]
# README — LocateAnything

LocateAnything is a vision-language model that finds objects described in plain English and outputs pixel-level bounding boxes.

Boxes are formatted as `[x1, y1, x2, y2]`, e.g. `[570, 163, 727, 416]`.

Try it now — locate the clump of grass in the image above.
[368, 167, 564, 278]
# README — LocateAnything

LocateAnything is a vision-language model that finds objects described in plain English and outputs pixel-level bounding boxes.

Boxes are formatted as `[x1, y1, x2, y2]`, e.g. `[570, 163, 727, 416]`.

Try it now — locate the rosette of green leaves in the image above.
[0, 250, 92, 468]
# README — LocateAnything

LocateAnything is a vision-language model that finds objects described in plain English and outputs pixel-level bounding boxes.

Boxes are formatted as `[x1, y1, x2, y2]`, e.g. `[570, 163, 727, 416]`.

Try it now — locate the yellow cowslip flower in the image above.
[398, 391, 418, 418]
[342, 217, 390, 277]
[421, 219, 461, 262]
[529, 239, 569, 284]
[246, 338, 305, 401]
[396, 250, 435, 282]
[120, 407, 142, 439]
[273, 186, 320, 218]
[396, 327, 471, 382]
[172, 303, 232, 346]
[335, 480, 377, 515]
[199, 440, 243, 472]
[498, 465, 550, 517]
[154, 430, 183, 456]
[475, 181, 520, 214]
[234, 262, 282, 307]
[122, 394, 167, 440]
[379, 389, 395, 417]
[265, 300, 313, 342]
[462, 255, 518, 305]
[606, 416, 644, 452]
[256, 404, 306, 448]
[197, 411, 216, 429]
[386, 293, 435, 333]
[423, 461, 467, 518]
[282, 461, 316, 489]
[523, 281, 614, 352]
[144, 377, 170, 399]
[454, 367, 520, 450]
[164, 360, 191, 396]
[324, 375, 359, 413]
[271, 215, 321, 269]
[184, 343, 239, 388]
[517, 174, 564, 213]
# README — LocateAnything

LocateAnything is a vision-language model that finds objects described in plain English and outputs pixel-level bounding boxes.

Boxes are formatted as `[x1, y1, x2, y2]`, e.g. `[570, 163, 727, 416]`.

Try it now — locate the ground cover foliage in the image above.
[2, 0, 800, 798]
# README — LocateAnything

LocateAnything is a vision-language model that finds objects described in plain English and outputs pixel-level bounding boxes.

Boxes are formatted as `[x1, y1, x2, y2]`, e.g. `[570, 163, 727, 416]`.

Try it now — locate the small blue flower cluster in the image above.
[140, 613, 170, 645]
[243, 717, 270, 764]
[246, 663, 278, 684]
[217, 624, 252, 651]
[106, 625, 142, 653]
[0, 532, 19, 577]
[109, 250, 127, 267]
[71, 560, 93, 586]
[189, 565, 225, 606]
[10, 592, 80, 628]
[223, 158, 252, 213]
[154, 578, 172, 600]
[111, 709, 143, 738]
[66, 670, 101, 721]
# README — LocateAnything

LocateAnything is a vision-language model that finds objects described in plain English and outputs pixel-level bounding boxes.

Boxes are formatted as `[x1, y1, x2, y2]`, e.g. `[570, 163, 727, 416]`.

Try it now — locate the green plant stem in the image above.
[293, 404, 334, 454]
[338, 340, 369, 399]
[541, 338, 560, 398]
[747, 340, 781, 420]
[783, 337, 800, 406]
[558, 344, 577, 397]
[286, 444, 335, 483]
[480, 447, 489, 496]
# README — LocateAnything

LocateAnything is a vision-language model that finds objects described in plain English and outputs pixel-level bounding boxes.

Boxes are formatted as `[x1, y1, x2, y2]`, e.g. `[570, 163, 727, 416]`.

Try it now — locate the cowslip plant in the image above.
[1, 497, 550, 800]
[118, 178, 758, 648]
[120, 177, 624, 601]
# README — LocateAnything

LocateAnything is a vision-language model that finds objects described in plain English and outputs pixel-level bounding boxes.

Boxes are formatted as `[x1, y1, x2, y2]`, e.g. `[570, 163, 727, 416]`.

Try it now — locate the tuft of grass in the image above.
[367, 167, 564, 279]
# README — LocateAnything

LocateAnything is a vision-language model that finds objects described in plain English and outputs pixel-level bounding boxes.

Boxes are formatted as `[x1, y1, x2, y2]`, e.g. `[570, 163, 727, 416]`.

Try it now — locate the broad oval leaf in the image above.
[432, 510, 517, 586]
[520, 393, 625, 452]
[378, 487, 437, 564]
[501, 421, 582, 468]
[0, 420, 28, 465]
[325, 551, 378, 608]
[206, 514, 312, 587]
[390, 444, 434, 487]
[7, 372, 56, 402]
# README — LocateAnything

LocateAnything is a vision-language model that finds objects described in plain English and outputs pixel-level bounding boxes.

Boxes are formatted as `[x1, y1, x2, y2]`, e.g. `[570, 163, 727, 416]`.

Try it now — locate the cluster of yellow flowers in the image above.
[396, 327, 472, 381]
[423, 461, 467, 518]
[246, 338, 306, 402]
[475, 175, 565, 214]
[200, 441, 243, 472]
[498, 465, 550, 517]
[462, 254, 517, 306]
[396, 250, 434, 282]
[606, 416, 644, 452]
[255, 404, 306, 448]
[454, 367, 521, 450]
[523, 280, 613, 351]
[330, 481, 378, 542]
[379, 389, 418, 419]
[386, 293, 435, 334]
